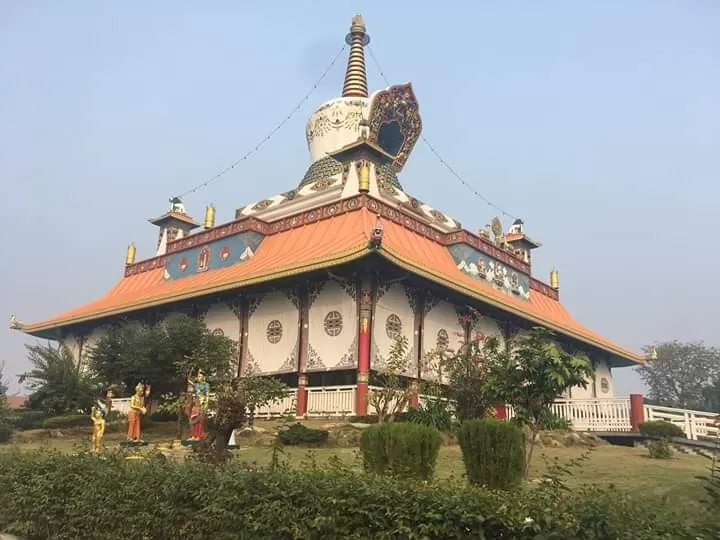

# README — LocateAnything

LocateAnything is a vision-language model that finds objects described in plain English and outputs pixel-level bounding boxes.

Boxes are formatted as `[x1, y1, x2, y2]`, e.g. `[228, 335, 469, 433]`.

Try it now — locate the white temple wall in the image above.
[473, 315, 506, 351]
[246, 290, 299, 375]
[306, 279, 357, 371]
[372, 282, 414, 374]
[594, 359, 614, 397]
[421, 299, 465, 383]
[59, 333, 82, 364]
[204, 302, 241, 343]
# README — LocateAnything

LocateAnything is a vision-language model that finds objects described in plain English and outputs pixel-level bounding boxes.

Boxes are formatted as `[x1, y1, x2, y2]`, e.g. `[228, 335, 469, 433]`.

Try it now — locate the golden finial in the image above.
[125, 243, 136, 266]
[358, 161, 370, 192]
[342, 14, 370, 98]
[203, 204, 216, 229]
[550, 268, 559, 290]
[648, 346, 658, 361]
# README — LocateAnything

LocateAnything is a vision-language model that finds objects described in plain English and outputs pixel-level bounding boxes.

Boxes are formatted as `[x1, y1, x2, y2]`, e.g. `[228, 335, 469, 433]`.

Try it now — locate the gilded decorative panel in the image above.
[448, 244, 530, 301]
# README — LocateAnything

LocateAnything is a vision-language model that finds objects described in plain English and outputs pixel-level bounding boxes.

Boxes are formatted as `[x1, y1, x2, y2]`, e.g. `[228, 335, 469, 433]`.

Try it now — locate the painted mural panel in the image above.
[164, 231, 264, 281]
[421, 299, 465, 384]
[449, 244, 530, 301]
[372, 282, 415, 375]
[246, 290, 299, 375]
[307, 279, 358, 371]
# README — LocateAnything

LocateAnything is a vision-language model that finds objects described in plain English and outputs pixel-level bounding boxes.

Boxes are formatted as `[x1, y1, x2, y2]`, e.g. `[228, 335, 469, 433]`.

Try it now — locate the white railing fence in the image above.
[506, 398, 632, 432]
[644, 404, 719, 441]
[253, 391, 297, 419]
[110, 397, 131, 415]
[307, 386, 355, 417]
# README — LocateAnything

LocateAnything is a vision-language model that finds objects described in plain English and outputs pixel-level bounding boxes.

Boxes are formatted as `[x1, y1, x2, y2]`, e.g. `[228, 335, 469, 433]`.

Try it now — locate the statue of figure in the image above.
[9, 314, 23, 330]
[127, 383, 147, 442]
[187, 369, 210, 440]
[90, 400, 109, 453]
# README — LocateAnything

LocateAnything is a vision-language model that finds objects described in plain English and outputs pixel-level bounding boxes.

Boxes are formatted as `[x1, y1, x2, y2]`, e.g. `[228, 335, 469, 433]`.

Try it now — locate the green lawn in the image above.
[2, 419, 712, 518]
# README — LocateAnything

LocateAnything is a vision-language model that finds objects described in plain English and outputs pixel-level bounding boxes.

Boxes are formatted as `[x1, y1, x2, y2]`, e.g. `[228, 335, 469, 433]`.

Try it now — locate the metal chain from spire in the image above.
[366, 45, 520, 222]
[174, 43, 347, 200]
[342, 15, 370, 98]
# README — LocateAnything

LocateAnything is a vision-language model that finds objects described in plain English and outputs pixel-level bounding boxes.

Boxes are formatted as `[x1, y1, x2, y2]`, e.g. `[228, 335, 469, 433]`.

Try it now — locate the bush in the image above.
[404, 399, 454, 432]
[0, 422, 12, 444]
[639, 420, 685, 439]
[0, 450, 699, 539]
[6, 410, 47, 430]
[459, 418, 525, 489]
[348, 414, 379, 424]
[42, 414, 90, 430]
[360, 422, 441, 480]
[647, 438, 673, 459]
[149, 410, 177, 422]
[538, 410, 572, 431]
[278, 423, 329, 446]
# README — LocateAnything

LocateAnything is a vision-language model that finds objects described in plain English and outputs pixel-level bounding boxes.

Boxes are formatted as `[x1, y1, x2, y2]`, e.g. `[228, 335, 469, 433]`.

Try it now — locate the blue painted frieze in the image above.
[448, 244, 530, 301]
[164, 231, 265, 281]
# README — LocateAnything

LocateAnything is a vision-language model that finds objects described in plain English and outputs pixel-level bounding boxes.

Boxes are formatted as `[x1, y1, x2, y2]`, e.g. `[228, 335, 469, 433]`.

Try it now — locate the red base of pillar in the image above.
[493, 403, 507, 420]
[296, 374, 308, 418]
[629, 393, 645, 432]
[409, 392, 419, 408]
[356, 381, 368, 416]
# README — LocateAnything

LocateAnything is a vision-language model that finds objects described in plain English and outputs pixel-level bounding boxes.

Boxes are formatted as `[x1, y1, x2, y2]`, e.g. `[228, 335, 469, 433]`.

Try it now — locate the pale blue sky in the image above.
[1, 1, 718, 395]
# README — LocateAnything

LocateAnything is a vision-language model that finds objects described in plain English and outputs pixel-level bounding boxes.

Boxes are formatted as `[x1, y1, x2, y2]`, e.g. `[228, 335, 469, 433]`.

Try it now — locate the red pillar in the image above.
[356, 276, 373, 417]
[296, 374, 308, 418]
[493, 403, 507, 420]
[629, 393, 645, 432]
[409, 381, 419, 408]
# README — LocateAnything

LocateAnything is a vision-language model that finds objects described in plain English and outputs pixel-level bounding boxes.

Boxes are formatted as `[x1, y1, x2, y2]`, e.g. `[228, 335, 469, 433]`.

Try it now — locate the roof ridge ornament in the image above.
[342, 14, 370, 98]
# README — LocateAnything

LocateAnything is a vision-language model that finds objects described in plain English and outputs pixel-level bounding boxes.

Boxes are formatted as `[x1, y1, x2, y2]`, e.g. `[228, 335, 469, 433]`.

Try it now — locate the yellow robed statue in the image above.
[127, 382, 148, 442]
[90, 400, 109, 453]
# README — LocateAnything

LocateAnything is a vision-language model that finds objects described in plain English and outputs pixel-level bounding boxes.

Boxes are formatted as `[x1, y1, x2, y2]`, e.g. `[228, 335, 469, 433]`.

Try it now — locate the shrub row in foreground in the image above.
[0, 450, 702, 539]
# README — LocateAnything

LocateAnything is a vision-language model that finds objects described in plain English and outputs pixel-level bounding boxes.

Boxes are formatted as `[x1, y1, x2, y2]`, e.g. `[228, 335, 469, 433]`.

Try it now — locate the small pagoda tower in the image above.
[149, 197, 200, 256]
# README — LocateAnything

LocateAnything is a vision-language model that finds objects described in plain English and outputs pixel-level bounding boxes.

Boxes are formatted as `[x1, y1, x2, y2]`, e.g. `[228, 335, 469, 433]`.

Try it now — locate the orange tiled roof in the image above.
[22, 201, 642, 364]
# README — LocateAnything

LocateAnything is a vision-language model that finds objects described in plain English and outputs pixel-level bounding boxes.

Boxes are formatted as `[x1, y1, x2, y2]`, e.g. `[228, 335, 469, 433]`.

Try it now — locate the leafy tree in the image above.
[441, 331, 498, 422]
[636, 341, 720, 411]
[90, 313, 237, 396]
[241, 374, 291, 427]
[23, 343, 99, 415]
[486, 326, 594, 477]
[367, 335, 412, 423]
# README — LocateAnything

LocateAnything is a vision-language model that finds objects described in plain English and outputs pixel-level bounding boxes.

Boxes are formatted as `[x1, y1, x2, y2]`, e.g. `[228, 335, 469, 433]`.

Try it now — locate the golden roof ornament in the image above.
[342, 14, 370, 98]
[125, 243, 137, 266]
[203, 204, 216, 230]
[648, 346, 658, 361]
[9, 314, 24, 331]
[550, 268, 559, 290]
[490, 216, 503, 243]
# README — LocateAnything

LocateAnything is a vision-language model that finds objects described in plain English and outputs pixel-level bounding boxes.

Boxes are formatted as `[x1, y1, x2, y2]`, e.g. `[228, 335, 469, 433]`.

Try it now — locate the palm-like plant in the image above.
[23, 343, 98, 415]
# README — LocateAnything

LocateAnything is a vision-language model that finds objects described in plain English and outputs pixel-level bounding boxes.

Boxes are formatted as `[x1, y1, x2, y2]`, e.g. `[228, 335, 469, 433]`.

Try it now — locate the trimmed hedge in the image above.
[0, 450, 700, 539]
[278, 423, 329, 446]
[459, 418, 525, 489]
[360, 422, 441, 480]
[6, 410, 48, 430]
[0, 423, 11, 444]
[42, 414, 91, 430]
[639, 420, 685, 439]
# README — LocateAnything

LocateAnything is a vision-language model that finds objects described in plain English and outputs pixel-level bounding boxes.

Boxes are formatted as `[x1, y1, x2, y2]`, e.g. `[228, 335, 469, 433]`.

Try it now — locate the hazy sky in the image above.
[1, 2, 718, 395]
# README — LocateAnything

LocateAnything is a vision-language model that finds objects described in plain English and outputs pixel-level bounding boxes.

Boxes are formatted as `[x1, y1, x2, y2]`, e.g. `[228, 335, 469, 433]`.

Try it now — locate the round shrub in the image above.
[647, 438, 673, 459]
[278, 423, 329, 446]
[360, 421, 441, 480]
[639, 420, 685, 440]
[0, 422, 12, 444]
[459, 418, 525, 489]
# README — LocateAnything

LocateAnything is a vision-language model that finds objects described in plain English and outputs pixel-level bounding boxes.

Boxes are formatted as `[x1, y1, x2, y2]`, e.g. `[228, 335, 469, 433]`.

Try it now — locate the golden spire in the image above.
[125, 243, 136, 266]
[342, 15, 370, 98]
[550, 268, 559, 290]
[203, 204, 216, 229]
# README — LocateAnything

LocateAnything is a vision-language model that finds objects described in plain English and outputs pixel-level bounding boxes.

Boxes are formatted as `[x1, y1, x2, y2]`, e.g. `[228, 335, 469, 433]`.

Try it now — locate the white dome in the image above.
[305, 96, 370, 163]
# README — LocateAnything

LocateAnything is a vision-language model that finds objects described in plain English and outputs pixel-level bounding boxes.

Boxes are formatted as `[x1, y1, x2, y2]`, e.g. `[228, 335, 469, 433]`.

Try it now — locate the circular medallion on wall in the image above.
[212, 328, 224, 337]
[219, 245, 231, 261]
[178, 257, 188, 272]
[266, 320, 283, 344]
[323, 311, 343, 337]
[436, 329, 449, 352]
[385, 314, 402, 339]
[600, 377, 610, 394]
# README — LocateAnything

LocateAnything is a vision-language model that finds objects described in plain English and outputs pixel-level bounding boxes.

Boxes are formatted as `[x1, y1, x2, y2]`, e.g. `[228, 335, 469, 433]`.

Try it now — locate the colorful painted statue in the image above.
[127, 382, 148, 442]
[90, 400, 109, 453]
[187, 369, 210, 440]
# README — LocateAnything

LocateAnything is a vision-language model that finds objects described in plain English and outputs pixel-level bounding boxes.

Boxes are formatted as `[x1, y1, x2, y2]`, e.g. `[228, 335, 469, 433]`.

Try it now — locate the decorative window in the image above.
[266, 320, 283, 344]
[211, 328, 224, 337]
[600, 377, 610, 394]
[197, 246, 211, 272]
[436, 329, 449, 352]
[323, 311, 343, 337]
[385, 314, 402, 339]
